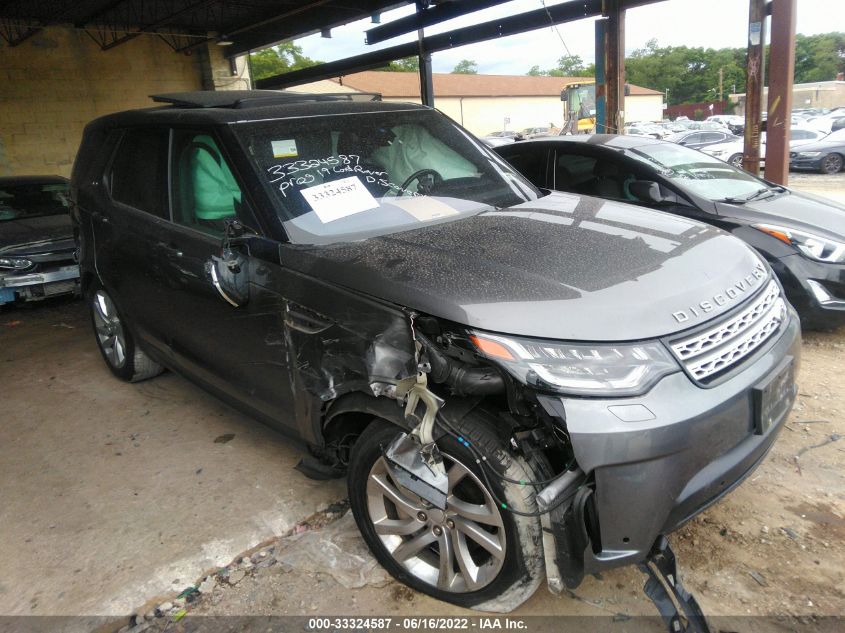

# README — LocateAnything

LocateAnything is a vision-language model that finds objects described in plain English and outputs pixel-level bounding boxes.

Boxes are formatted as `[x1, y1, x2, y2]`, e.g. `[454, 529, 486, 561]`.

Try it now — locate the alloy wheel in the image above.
[821, 154, 843, 174]
[92, 290, 127, 369]
[366, 453, 506, 593]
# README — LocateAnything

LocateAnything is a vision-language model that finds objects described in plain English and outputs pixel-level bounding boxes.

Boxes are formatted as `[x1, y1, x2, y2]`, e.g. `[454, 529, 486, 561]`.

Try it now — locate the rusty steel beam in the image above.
[743, 0, 767, 175]
[603, 0, 626, 133]
[764, 0, 797, 185]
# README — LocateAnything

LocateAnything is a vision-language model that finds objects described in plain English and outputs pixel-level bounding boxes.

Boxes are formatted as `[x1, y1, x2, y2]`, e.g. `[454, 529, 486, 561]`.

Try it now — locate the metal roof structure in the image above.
[0, 0, 408, 52]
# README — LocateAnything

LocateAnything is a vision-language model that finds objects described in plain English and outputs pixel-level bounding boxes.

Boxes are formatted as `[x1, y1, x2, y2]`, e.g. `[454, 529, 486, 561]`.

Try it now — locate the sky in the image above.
[291, 0, 845, 76]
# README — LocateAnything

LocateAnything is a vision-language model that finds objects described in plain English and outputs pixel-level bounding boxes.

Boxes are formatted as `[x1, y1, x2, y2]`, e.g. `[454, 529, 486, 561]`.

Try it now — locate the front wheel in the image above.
[820, 153, 843, 175]
[728, 153, 744, 168]
[348, 416, 545, 611]
[90, 285, 163, 382]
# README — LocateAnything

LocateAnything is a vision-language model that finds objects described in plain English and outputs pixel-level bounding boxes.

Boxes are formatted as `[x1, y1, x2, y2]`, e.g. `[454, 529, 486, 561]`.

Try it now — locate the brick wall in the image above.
[0, 26, 247, 178]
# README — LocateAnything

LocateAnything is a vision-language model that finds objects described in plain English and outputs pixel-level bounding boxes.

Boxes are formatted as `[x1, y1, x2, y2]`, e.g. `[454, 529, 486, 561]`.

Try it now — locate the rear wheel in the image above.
[820, 153, 843, 175]
[90, 285, 163, 382]
[728, 153, 744, 168]
[348, 416, 544, 611]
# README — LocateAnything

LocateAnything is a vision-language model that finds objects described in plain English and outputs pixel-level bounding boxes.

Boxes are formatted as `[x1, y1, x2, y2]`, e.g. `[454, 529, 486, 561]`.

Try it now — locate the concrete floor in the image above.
[0, 298, 344, 616]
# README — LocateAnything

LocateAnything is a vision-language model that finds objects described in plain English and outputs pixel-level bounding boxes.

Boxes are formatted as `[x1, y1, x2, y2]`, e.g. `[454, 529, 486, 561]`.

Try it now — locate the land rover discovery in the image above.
[71, 91, 800, 621]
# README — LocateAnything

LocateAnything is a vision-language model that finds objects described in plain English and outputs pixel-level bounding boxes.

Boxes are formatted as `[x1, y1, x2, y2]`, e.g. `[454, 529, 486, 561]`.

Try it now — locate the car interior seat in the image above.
[591, 161, 623, 198]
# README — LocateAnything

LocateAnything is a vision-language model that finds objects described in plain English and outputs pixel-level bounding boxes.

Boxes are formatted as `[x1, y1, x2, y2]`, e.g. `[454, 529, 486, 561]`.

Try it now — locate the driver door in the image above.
[157, 128, 298, 430]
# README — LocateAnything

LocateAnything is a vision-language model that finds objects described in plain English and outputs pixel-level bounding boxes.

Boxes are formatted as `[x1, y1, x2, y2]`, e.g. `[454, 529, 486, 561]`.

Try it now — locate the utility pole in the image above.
[743, 0, 767, 175]
[718, 67, 724, 102]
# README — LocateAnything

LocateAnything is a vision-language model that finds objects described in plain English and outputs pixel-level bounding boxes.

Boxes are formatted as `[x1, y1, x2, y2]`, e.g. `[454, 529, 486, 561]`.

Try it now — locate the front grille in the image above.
[670, 280, 787, 382]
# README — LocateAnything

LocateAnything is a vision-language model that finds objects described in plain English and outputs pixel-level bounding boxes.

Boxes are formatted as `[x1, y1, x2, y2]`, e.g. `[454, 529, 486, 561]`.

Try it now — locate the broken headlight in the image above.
[469, 332, 679, 396]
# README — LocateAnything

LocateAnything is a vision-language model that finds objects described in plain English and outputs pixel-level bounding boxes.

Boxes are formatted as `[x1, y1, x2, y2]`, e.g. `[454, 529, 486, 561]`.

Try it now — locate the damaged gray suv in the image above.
[71, 91, 799, 624]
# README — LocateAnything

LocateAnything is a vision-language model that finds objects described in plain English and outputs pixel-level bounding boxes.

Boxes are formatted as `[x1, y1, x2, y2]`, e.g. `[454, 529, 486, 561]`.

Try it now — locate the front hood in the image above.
[288, 192, 769, 341]
[733, 190, 845, 241]
[0, 214, 74, 254]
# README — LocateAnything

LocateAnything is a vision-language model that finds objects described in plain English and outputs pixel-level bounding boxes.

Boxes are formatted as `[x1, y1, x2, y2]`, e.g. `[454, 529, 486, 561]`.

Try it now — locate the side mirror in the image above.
[208, 220, 250, 307]
[629, 180, 665, 205]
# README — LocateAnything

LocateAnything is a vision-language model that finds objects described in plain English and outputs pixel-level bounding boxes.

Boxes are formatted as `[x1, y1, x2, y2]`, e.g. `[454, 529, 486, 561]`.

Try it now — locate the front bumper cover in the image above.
[0, 264, 80, 304]
[536, 307, 801, 589]
[770, 254, 845, 328]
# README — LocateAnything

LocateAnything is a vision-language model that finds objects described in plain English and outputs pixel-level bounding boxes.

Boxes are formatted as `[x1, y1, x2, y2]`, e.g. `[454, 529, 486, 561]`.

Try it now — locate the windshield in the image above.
[233, 109, 539, 244]
[825, 128, 845, 142]
[625, 142, 769, 201]
[0, 181, 69, 222]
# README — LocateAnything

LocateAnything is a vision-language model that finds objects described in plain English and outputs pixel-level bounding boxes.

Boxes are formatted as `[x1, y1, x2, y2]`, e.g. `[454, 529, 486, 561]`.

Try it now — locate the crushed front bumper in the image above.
[0, 264, 81, 304]
[536, 308, 801, 589]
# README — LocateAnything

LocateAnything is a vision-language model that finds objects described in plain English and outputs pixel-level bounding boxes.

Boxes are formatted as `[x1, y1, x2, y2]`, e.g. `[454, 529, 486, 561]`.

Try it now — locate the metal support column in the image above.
[594, 18, 608, 132]
[764, 0, 797, 185]
[416, 1, 434, 108]
[603, 0, 625, 133]
[743, 0, 768, 175]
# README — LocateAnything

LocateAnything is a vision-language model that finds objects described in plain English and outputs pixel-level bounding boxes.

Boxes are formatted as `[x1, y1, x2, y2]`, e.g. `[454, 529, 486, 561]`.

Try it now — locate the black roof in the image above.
[0, 175, 69, 186]
[88, 91, 428, 129]
[514, 134, 664, 151]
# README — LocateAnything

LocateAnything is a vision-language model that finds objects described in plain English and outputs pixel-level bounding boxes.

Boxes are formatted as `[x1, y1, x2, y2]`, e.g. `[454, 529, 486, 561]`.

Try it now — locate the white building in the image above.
[292, 71, 665, 135]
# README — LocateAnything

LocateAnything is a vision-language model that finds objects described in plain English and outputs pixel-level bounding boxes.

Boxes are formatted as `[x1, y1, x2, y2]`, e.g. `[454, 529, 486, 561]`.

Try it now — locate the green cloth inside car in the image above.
[190, 135, 242, 220]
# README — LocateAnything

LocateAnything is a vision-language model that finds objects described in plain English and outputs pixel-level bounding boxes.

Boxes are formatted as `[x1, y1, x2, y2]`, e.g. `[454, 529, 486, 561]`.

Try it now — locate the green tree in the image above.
[249, 42, 321, 81]
[525, 55, 594, 77]
[374, 57, 420, 72]
[452, 59, 478, 74]
[794, 32, 845, 82]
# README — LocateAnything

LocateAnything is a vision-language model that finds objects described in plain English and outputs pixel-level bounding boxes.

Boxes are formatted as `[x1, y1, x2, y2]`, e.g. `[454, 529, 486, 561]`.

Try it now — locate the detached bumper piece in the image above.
[639, 536, 711, 633]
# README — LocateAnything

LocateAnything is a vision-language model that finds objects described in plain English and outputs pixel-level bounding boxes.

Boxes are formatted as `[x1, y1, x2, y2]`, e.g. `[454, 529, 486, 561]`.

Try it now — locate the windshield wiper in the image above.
[717, 187, 775, 204]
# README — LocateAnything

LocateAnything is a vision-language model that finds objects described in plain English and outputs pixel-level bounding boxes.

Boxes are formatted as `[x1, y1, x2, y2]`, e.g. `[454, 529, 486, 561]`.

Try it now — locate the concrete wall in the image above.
[0, 26, 248, 178]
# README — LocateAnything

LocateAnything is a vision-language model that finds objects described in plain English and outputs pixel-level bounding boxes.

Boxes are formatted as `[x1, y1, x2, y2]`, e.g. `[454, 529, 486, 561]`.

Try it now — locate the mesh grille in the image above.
[671, 280, 786, 382]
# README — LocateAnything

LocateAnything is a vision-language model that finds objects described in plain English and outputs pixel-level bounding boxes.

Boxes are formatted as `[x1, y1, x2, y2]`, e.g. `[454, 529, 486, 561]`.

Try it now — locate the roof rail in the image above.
[150, 90, 382, 109]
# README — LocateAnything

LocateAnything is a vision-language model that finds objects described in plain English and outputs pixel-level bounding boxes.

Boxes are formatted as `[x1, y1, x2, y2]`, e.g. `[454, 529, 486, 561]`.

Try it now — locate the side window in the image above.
[502, 150, 546, 187]
[171, 131, 248, 235]
[554, 153, 597, 192]
[110, 128, 169, 219]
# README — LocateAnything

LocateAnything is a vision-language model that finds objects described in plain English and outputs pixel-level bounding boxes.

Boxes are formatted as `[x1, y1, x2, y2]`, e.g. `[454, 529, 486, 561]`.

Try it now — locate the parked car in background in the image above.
[520, 126, 553, 139]
[0, 175, 80, 307]
[481, 130, 522, 147]
[790, 128, 845, 174]
[702, 128, 827, 168]
[624, 123, 663, 139]
[666, 129, 738, 150]
[495, 134, 845, 329]
[71, 91, 800, 618]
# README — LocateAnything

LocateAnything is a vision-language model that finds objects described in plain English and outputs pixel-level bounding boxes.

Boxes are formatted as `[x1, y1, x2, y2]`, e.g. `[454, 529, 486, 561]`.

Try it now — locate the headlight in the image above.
[469, 332, 679, 396]
[754, 224, 845, 263]
[797, 151, 821, 158]
[0, 257, 33, 270]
